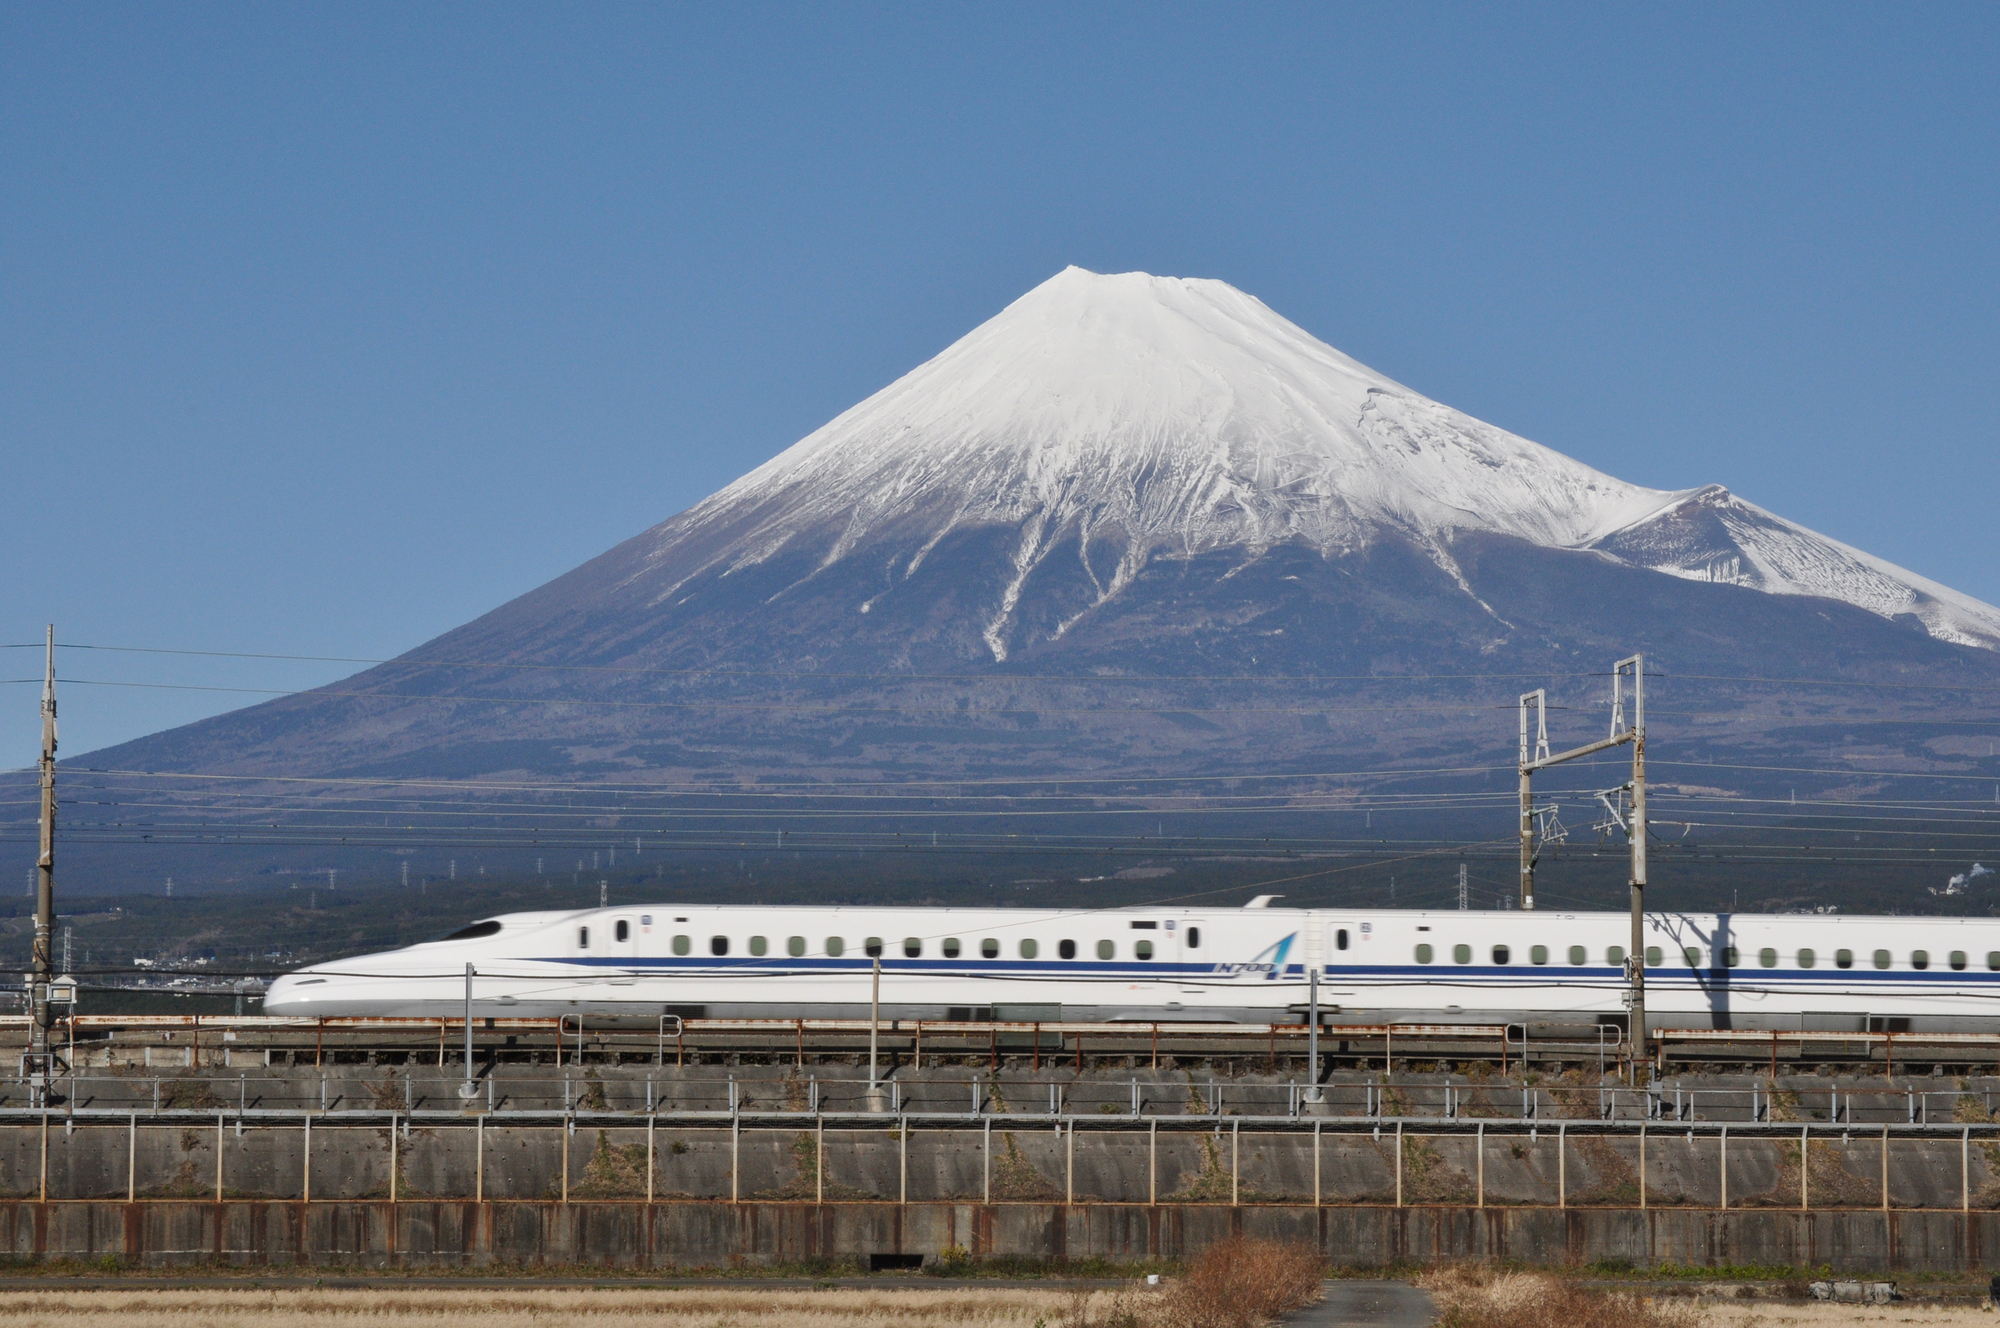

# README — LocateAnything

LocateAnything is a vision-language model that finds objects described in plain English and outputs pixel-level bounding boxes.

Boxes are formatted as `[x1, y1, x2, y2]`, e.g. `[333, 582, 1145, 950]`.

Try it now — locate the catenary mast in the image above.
[29, 626, 57, 1085]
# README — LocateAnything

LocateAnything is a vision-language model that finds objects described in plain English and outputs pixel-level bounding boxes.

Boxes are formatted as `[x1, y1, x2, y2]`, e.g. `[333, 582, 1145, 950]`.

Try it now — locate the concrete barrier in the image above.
[0, 1200, 1992, 1272]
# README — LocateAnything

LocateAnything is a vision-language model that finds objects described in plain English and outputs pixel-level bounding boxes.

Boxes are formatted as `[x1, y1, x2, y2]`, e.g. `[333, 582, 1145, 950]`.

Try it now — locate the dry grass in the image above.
[0, 1287, 1105, 1328]
[1703, 1306, 1999, 1325]
[1419, 1266, 1702, 1328]
[0, 1241, 1326, 1328]
[1151, 1237, 1324, 1328]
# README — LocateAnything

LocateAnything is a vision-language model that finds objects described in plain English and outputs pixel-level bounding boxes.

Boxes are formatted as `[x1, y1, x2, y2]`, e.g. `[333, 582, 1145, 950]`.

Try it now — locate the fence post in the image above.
[900, 1116, 908, 1206]
[301, 1113, 310, 1204]
[1394, 1120, 1402, 1208]
[1314, 1119, 1322, 1207]
[390, 1116, 398, 1204]
[731, 1114, 740, 1204]
[560, 1119, 569, 1204]
[1881, 1124, 1890, 1213]
[646, 1115, 655, 1204]
[819, 1114, 826, 1205]
[215, 1112, 224, 1202]
[1719, 1125, 1727, 1211]
[38, 1112, 48, 1203]
[1639, 1122, 1647, 1210]
[1802, 1126, 1810, 1210]
[1065, 1119, 1074, 1206]
[1963, 1126, 1971, 1214]
[1558, 1123, 1566, 1209]
[129, 1113, 137, 1203]
[1476, 1121, 1484, 1209]
[475, 1115, 483, 1204]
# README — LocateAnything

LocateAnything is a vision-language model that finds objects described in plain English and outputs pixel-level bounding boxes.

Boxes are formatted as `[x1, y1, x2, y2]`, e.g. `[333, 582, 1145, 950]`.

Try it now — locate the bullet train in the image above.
[261, 897, 2000, 1033]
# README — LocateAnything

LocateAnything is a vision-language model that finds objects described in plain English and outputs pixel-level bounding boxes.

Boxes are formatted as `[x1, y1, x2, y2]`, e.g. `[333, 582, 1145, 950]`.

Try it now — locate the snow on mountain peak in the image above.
[649, 267, 2000, 655]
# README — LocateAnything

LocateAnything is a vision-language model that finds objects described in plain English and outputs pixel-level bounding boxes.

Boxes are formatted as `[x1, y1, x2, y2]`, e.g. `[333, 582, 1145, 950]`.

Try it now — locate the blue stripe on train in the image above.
[483, 957, 2000, 986]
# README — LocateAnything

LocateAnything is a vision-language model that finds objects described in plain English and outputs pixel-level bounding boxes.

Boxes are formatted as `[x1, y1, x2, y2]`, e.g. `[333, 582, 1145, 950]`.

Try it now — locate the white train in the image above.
[261, 899, 2000, 1033]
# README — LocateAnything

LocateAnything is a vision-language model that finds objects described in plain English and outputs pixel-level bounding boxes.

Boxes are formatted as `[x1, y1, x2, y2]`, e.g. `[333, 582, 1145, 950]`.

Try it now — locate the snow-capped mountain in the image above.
[645, 267, 2000, 656]
[80, 267, 2000, 791]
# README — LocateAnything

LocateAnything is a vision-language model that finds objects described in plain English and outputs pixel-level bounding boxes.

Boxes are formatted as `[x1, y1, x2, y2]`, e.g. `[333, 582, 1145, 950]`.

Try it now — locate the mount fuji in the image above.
[84, 268, 2000, 792]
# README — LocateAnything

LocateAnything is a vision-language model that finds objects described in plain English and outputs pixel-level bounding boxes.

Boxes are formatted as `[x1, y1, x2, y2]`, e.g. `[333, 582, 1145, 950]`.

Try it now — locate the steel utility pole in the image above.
[29, 626, 57, 1091]
[869, 955, 883, 1091]
[1518, 656, 1648, 1072]
[459, 963, 478, 1099]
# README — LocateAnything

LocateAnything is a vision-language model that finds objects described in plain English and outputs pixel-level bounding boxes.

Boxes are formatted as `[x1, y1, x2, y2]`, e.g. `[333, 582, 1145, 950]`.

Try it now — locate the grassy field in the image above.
[1419, 1267, 2000, 1327]
[0, 1286, 1124, 1328]
[0, 1240, 1328, 1328]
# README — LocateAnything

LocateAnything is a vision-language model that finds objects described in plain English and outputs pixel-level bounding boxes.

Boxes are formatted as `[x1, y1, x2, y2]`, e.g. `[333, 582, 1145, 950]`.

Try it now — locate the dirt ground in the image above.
[0, 1286, 1145, 1328]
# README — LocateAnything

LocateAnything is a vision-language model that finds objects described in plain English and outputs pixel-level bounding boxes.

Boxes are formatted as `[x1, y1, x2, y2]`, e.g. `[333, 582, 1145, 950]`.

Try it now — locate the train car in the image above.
[261, 899, 2000, 1033]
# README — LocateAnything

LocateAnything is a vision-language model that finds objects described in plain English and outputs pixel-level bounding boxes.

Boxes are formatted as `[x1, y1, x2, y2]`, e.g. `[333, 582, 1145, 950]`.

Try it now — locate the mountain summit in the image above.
[652, 267, 2000, 658]
[84, 268, 2000, 790]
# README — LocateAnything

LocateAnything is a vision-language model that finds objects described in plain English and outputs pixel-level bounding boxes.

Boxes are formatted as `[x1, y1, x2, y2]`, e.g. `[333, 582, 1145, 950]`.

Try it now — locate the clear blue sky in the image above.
[5, 4, 1996, 756]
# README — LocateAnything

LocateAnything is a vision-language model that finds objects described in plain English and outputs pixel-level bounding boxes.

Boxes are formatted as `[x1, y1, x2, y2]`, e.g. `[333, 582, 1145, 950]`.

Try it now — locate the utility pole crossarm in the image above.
[1523, 730, 1633, 772]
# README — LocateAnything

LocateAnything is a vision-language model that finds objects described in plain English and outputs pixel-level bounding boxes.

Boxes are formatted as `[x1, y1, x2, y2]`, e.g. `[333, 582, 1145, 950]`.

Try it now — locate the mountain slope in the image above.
[78, 267, 2000, 791]
[633, 267, 2000, 659]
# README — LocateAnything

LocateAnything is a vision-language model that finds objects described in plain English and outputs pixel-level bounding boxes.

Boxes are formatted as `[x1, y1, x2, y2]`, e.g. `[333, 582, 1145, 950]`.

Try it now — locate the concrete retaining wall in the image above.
[0, 1200, 1993, 1273]
[5, 1119, 1992, 1210]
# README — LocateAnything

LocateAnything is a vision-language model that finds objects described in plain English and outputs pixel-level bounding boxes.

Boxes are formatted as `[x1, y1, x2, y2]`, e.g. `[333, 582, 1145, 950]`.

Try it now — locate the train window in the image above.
[980, 939, 999, 959]
[1058, 940, 1077, 960]
[943, 938, 961, 958]
[1798, 948, 1816, 969]
[1020, 939, 1039, 959]
[578, 926, 589, 950]
[1683, 947, 1700, 966]
[825, 937, 844, 957]
[672, 935, 690, 956]
[1336, 929, 1349, 950]
[1951, 951, 1967, 971]
[1492, 945, 1511, 965]
[1873, 949, 1892, 970]
[710, 936, 729, 957]
[1415, 944, 1433, 964]
[1530, 945, 1548, 965]
[1096, 940, 1115, 960]
[787, 936, 806, 958]
[1570, 946, 1589, 966]
[1719, 947, 1737, 968]
[1646, 947, 1662, 966]
[1452, 944, 1472, 965]
[904, 938, 923, 958]
[1135, 940, 1154, 960]
[1836, 949, 1853, 969]
[1187, 927, 1202, 948]
[1608, 946, 1626, 967]
[1911, 950, 1929, 970]
[1759, 948, 1777, 968]
[864, 937, 883, 958]
[615, 921, 629, 943]
[1989, 952, 2000, 971]
[749, 936, 768, 957]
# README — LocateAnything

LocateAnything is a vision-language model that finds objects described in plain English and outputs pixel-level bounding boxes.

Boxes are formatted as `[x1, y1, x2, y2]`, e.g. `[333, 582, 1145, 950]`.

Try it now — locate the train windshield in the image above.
[419, 919, 502, 944]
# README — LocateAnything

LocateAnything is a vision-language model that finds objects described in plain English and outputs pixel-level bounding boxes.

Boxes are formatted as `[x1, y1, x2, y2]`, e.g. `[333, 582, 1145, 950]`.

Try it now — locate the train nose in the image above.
[262, 972, 328, 1016]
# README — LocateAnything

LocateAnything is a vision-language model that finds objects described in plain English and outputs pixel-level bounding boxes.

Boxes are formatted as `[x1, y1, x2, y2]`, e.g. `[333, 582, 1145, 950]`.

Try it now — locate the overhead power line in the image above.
[8, 640, 2000, 692]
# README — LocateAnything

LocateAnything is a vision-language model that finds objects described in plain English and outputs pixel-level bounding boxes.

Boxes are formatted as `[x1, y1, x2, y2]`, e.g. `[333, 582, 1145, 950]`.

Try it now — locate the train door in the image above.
[609, 915, 638, 977]
[1176, 918, 1209, 993]
[1325, 921, 1358, 968]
